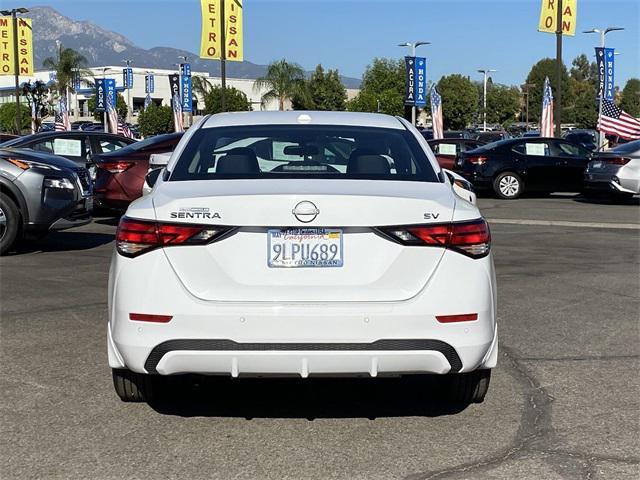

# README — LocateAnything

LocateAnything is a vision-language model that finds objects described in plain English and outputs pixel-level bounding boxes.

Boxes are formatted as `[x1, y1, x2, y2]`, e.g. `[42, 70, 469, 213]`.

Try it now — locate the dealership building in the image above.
[0, 66, 359, 124]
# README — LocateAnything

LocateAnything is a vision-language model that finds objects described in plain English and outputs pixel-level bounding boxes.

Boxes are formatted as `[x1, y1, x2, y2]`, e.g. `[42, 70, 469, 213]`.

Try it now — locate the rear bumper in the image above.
[108, 248, 498, 376]
[584, 173, 637, 195]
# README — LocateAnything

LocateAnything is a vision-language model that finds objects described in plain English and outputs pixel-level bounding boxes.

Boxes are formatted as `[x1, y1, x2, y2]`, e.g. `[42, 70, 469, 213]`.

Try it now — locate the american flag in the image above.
[144, 94, 152, 111]
[105, 93, 119, 135]
[172, 93, 184, 133]
[55, 97, 71, 131]
[540, 77, 554, 138]
[31, 101, 37, 134]
[597, 99, 640, 140]
[117, 117, 134, 139]
[430, 85, 444, 140]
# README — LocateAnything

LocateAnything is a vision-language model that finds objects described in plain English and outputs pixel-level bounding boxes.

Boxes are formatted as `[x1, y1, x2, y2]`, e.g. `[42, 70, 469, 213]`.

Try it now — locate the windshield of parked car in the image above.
[566, 133, 596, 143]
[169, 125, 439, 182]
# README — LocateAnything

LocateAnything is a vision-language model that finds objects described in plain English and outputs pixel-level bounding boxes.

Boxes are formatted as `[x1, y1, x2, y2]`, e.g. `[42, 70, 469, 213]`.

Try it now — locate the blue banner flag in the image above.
[95, 78, 105, 112]
[180, 63, 191, 77]
[122, 68, 134, 89]
[595, 47, 615, 100]
[181, 74, 193, 112]
[145, 74, 155, 94]
[415, 57, 427, 107]
[404, 56, 416, 106]
[105, 78, 116, 109]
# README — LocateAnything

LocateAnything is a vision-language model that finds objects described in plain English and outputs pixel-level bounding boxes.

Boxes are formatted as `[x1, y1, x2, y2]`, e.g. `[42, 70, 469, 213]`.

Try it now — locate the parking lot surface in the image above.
[1, 194, 638, 480]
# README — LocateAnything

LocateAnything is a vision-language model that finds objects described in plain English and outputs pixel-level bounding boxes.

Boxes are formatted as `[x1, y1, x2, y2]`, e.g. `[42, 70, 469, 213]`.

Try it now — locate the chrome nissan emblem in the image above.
[292, 201, 319, 223]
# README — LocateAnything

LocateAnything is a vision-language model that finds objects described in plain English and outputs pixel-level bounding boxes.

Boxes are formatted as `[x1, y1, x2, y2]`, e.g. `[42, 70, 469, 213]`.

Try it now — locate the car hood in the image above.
[0, 148, 81, 171]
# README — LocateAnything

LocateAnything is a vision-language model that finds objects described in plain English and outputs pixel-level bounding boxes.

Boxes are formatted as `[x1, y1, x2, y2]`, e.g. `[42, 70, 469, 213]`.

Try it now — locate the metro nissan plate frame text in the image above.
[267, 228, 344, 268]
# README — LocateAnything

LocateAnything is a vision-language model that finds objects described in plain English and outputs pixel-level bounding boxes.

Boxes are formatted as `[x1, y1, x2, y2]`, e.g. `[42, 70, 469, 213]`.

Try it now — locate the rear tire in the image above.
[0, 193, 20, 256]
[442, 369, 491, 404]
[493, 172, 523, 199]
[112, 369, 156, 403]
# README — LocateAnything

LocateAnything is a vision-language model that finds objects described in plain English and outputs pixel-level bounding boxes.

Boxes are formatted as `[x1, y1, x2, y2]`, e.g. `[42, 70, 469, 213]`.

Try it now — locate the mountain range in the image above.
[28, 6, 361, 88]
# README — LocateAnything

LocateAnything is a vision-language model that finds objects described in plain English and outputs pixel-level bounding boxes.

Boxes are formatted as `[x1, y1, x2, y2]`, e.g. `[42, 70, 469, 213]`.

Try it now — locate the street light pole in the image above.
[398, 41, 430, 125]
[1, 7, 29, 133]
[583, 26, 624, 149]
[554, 0, 563, 138]
[478, 69, 496, 132]
[520, 83, 535, 131]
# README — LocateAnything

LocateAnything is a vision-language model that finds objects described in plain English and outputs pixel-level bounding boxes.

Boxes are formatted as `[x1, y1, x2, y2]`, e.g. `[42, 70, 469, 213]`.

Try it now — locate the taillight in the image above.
[116, 217, 234, 257]
[604, 157, 631, 165]
[379, 219, 491, 258]
[98, 161, 135, 173]
[468, 155, 488, 165]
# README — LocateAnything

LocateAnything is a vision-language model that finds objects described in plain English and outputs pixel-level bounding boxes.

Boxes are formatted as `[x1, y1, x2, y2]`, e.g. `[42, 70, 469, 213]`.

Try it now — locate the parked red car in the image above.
[93, 133, 183, 211]
[427, 138, 485, 170]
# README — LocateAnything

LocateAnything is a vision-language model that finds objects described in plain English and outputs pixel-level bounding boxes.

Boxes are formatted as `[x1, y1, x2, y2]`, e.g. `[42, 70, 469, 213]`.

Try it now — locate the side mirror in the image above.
[144, 168, 162, 192]
[443, 168, 477, 205]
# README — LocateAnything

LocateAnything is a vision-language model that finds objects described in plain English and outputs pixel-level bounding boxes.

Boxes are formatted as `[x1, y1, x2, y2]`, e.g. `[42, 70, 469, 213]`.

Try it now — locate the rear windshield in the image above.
[110, 133, 180, 155]
[169, 125, 438, 182]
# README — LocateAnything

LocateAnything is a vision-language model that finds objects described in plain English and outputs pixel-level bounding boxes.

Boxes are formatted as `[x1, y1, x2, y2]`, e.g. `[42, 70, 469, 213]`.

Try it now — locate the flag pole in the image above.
[220, 0, 226, 112]
[554, 0, 563, 138]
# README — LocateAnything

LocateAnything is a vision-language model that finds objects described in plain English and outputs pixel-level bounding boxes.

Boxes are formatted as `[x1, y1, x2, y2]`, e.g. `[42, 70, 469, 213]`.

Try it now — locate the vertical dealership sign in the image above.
[122, 68, 133, 89]
[145, 74, 154, 93]
[199, 0, 243, 61]
[95, 78, 105, 112]
[105, 78, 116, 108]
[168, 74, 181, 103]
[0, 17, 34, 75]
[180, 63, 192, 112]
[404, 57, 415, 105]
[538, 0, 577, 35]
[595, 47, 615, 101]
[414, 57, 427, 107]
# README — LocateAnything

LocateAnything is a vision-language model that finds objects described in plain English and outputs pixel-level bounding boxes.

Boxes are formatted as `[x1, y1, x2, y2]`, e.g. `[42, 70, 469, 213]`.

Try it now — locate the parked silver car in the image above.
[0, 148, 92, 255]
[584, 140, 640, 200]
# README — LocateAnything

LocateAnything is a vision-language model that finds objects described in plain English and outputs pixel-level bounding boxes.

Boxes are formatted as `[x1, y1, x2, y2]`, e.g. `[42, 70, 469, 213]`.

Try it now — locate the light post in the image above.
[478, 69, 496, 132]
[0, 7, 29, 133]
[398, 41, 430, 125]
[583, 26, 624, 149]
[122, 59, 133, 123]
[520, 83, 535, 131]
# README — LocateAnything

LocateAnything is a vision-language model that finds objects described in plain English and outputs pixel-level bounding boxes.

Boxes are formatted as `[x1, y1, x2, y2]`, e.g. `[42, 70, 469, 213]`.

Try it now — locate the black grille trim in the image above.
[144, 339, 463, 374]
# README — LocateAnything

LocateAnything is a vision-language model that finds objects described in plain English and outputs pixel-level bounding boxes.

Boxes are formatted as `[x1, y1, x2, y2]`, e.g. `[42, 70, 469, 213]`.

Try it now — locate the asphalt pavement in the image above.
[1, 194, 638, 480]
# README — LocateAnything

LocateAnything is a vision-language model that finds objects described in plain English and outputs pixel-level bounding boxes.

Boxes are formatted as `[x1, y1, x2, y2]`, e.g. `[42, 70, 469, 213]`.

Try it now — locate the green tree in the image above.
[21, 80, 50, 131]
[42, 46, 92, 97]
[570, 54, 597, 86]
[346, 58, 405, 116]
[254, 59, 306, 110]
[203, 86, 251, 113]
[192, 76, 214, 98]
[137, 103, 174, 137]
[620, 78, 640, 117]
[524, 58, 572, 123]
[485, 84, 521, 127]
[569, 80, 598, 129]
[437, 74, 478, 130]
[87, 93, 128, 121]
[292, 65, 347, 111]
[0, 103, 30, 134]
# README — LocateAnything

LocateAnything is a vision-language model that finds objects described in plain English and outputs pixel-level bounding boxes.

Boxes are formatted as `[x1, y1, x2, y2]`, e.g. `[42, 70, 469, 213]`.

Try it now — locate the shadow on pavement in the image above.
[149, 375, 468, 419]
[573, 195, 640, 206]
[12, 230, 114, 254]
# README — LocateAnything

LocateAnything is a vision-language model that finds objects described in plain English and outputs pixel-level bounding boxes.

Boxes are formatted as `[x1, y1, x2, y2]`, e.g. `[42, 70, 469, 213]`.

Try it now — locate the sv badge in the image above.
[424, 213, 440, 220]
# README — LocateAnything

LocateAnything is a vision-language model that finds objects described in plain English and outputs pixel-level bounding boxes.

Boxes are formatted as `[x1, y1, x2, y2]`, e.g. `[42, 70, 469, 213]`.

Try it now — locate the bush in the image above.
[203, 86, 251, 114]
[0, 102, 31, 134]
[137, 104, 174, 137]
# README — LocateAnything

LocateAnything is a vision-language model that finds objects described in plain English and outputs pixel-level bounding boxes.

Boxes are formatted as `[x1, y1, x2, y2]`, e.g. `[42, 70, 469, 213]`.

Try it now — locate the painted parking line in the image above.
[487, 218, 640, 230]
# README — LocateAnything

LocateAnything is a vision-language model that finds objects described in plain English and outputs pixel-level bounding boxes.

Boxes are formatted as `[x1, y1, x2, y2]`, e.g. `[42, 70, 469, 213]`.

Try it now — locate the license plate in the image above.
[268, 228, 343, 268]
[591, 161, 603, 169]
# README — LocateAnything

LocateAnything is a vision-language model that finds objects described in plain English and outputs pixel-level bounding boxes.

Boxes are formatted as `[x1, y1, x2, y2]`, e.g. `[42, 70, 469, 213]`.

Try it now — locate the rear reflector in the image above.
[468, 155, 487, 165]
[379, 219, 491, 258]
[97, 161, 135, 174]
[129, 313, 173, 323]
[116, 217, 234, 257]
[436, 313, 478, 323]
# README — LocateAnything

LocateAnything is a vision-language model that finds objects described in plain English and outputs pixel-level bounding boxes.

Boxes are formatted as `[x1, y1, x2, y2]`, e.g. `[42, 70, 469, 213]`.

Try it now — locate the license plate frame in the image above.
[267, 228, 344, 268]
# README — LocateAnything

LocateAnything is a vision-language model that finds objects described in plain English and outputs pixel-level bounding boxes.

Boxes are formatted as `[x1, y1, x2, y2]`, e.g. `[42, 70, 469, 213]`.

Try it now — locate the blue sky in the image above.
[25, 0, 639, 86]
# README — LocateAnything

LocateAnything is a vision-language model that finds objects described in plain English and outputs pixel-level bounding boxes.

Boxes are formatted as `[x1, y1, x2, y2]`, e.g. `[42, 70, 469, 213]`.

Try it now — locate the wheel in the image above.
[493, 172, 523, 199]
[442, 369, 491, 404]
[0, 192, 20, 256]
[112, 369, 157, 402]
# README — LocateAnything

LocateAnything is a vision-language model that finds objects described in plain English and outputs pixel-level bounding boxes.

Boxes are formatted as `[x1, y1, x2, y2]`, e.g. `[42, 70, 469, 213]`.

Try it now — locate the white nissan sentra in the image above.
[108, 111, 497, 405]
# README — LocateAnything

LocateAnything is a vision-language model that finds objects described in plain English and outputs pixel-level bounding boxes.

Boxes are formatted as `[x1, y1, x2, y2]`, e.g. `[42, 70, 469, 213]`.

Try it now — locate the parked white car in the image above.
[585, 139, 640, 200]
[108, 111, 497, 405]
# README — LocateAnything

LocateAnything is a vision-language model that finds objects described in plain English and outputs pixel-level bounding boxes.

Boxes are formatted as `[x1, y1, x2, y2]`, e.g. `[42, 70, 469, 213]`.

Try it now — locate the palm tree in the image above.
[253, 59, 306, 110]
[192, 75, 214, 98]
[43, 46, 92, 97]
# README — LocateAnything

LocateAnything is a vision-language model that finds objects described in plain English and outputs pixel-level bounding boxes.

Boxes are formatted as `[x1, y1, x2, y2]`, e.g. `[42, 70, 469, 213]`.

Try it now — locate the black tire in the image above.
[112, 369, 156, 402]
[442, 369, 491, 404]
[0, 192, 20, 256]
[493, 172, 523, 199]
